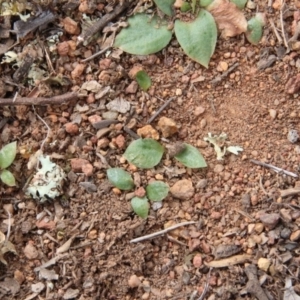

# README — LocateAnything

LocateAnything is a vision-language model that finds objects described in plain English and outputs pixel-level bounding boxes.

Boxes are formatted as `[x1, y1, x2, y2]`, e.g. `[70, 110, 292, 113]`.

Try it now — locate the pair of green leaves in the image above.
[131, 181, 169, 219]
[123, 138, 207, 169]
[0, 141, 17, 186]
[107, 168, 169, 218]
[114, 10, 217, 68]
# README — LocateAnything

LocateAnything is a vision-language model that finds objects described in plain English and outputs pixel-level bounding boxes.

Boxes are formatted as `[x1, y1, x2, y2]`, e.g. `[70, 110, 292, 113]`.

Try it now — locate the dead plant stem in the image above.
[130, 221, 196, 243]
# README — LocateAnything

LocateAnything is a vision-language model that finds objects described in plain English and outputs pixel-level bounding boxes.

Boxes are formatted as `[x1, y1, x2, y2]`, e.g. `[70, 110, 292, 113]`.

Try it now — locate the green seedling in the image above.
[0, 141, 17, 186]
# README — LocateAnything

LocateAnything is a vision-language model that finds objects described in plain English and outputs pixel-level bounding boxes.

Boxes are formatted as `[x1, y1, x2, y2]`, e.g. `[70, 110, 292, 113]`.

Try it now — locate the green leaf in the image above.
[124, 139, 164, 169]
[135, 70, 152, 91]
[174, 9, 217, 68]
[246, 13, 265, 45]
[0, 141, 17, 169]
[191, 0, 197, 12]
[181, 2, 192, 12]
[131, 196, 149, 218]
[154, 0, 175, 16]
[0, 169, 16, 186]
[230, 0, 247, 9]
[146, 181, 169, 202]
[174, 144, 207, 168]
[114, 13, 173, 55]
[107, 168, 134, 190]
[199, 0, 214, 8]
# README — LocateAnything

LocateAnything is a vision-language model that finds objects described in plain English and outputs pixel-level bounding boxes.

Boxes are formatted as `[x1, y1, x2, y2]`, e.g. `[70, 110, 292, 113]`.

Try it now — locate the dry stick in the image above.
[77, 1, 130, 44]
[147, 96, 176, 124]
[81, 46, 111, 63]
[269, 19, 283, 44]
[245, 264, 269, 300]
[250, 159, 298, 178]
[211, 62, 239, 85]
[197, 268, 212, 300]
[0, 92, 78, 106]
[280, 0, 289, 50]
[130, 221, 196, 243]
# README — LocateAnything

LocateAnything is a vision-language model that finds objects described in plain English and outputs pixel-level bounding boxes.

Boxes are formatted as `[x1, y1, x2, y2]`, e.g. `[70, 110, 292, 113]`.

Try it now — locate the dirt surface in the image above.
[1, 1, 300, 299]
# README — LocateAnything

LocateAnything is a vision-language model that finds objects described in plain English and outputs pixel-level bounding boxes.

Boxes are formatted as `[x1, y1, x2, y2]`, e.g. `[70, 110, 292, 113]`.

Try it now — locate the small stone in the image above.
[135, 187, 146, 198]
[63, 17, 80, 35]
[128, 275, 141, 288]
[217, 61, 228, 72]
[142, 293, 150, 300]
[241, 193, 251, 209]
[246, 0, 256, 9]
[280, 227, 291, 239]
[211, 211, 222, 220]
[128, 65, 143, 78]
[88, 115, 102, 125]
[174, 0, 184, 8]
[170, 179, 194, 200]
[71, 63, 85, 79]
[125, 81, 138, 94]
[24, 242, 39, 260]
[214, 164, 224, 173]
[269, 109, 277, 119]
[63, 288, 80, 300]
[82, 163, 93, 176]
[196, 179, 207, 189]
[97, 138, 109, 149]
[176, 88, 182, 96]
[88, 229, 98, 240]
[193, 254, 202, 268]
[194, 106, 205, 116]
[189, 238, 201, 251]
[102, 111, 118, 120]
[288, 129, 299, 143]
[137, 125, 159, 140]
[200, 119, 207, 128]
[65, 122, 79, 135]
[257, 257, 271, 272]
[290, 230, 300, 241]
[14, 270, 25, 284]
[57, 41, 69, 56]
[248, 224, 255, 234]
[31, 282, 45, 293]
[157, 117, 178, 138]
[70, 158, 90, 172]
[280, 208, 292, 223]
[114, 134, 126, 149]
[259, 213, 280, 230]
[254, 223, 264, 234]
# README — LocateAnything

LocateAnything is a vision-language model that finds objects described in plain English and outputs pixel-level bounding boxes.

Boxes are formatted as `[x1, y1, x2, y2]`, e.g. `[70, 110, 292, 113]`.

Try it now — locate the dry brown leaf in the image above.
[207, 0, 247, 38]
[205, 254, 252, 268]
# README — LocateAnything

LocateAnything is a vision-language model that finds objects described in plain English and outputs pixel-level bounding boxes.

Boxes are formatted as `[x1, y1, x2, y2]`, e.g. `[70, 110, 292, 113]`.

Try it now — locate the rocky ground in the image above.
[1, 0, 300, 299]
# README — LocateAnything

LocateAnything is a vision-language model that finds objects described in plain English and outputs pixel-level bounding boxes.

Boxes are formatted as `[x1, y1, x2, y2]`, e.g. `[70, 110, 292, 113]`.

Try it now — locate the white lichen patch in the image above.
[26, 155, 65, 203]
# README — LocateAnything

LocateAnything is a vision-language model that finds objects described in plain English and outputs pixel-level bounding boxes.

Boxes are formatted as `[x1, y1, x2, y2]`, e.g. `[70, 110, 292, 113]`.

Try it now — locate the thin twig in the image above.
[0, 92, 78, 106]
[211, 62, 239, 85]
[32, 106, 51, 151]
[167, 235, 187, 246]
[77, 1, 130, 44]
[4, 208, 11, 244]
[197, 268, 212, 300]
[250, 159, 298, 178]
[130, 221, 196, 243]
[259, 175, 271, 196]
[147, 96, 176, 124]
[81, 46, 111, 62]
[269, 19, 283, 44]
[280, 0, 289, 51]
[234, 208, 255, 222]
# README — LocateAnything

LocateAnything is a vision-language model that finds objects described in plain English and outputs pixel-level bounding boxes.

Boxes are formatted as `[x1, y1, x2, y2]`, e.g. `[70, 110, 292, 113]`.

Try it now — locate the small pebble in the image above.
[280, 227, 291, 239]
[214, 164, 224, 173]
[170, 179, 194, 200]
[287, 129, 299, 143]
[259, 213, 280, 230]
[269, 109, 277, 119]
[257, 257, 271, 272]
[193, 254, 202, 268]
[290, 230, 300, 241]
[128, 275, 141, 288]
